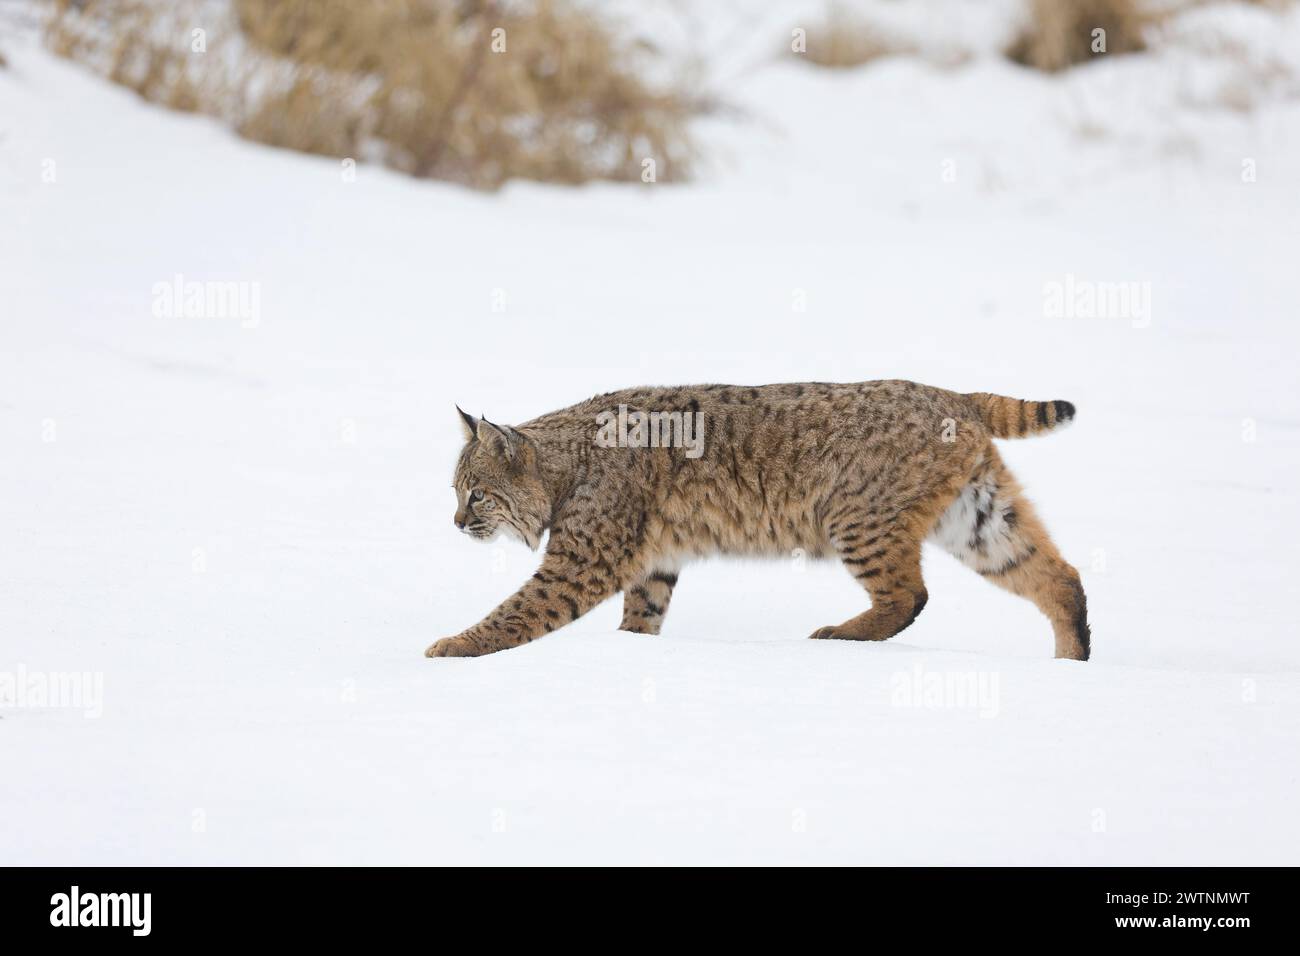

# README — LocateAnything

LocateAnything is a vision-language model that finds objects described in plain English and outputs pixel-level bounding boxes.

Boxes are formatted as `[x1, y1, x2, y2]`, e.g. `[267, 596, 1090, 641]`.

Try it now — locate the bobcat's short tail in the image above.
[966, 392, 1076, 439]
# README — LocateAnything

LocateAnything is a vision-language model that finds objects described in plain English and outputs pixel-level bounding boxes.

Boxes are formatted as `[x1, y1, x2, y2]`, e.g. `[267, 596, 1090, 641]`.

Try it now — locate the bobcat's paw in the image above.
[808, 625, 842, 641]
[425, 636, 481, 658]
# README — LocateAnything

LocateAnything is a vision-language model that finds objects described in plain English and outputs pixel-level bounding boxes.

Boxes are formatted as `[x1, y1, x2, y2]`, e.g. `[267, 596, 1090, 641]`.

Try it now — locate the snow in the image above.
[2, 3, 1299, 864]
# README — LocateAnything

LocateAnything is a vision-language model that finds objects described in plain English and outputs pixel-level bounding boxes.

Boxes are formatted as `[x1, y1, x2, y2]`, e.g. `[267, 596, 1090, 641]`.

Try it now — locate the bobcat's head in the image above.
[451, 407, 549, 550]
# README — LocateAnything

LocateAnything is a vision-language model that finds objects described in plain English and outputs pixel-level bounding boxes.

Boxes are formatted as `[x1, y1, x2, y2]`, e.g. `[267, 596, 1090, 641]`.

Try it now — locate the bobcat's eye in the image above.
[470, 488, 485, 502]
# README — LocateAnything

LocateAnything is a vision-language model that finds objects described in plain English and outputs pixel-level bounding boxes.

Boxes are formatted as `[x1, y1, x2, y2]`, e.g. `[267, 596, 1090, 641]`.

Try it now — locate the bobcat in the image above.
[427, 381, 1090, 661]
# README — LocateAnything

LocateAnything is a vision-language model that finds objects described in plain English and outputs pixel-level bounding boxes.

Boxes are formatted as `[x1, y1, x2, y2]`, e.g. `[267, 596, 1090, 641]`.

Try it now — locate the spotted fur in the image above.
[427, 381, 1090, 661]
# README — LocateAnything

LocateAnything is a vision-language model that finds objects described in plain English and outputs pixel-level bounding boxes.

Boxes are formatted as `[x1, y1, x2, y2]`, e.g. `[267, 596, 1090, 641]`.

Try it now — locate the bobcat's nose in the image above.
[454, 517, 466, 530]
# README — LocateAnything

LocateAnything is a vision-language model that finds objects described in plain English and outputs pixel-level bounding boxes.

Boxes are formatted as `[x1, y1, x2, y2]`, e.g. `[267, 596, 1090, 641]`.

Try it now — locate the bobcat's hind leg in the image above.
[811, 444, 980, 644]
[929, 446, 1090, 661]
[812, 512, 933, 643]
[810, 532, 929, 642]
[620, 568, 680, 635]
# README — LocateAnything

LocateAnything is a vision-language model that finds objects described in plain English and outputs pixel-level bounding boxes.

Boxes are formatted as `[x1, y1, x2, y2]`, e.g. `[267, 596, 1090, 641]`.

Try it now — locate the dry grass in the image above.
[794, 4, 917, 69]
[45, 0, 701, 188]
[1007, 0, 1148, 72]
[46, 1, 197, 109]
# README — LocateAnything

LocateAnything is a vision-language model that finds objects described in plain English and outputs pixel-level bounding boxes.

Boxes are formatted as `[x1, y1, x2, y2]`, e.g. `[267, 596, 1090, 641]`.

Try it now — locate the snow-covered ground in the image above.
[2, 3, 1299, 864]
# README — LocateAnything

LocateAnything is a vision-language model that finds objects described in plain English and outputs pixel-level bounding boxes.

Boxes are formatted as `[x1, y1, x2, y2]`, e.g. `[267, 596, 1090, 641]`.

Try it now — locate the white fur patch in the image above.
[928, 472, 1026, 574]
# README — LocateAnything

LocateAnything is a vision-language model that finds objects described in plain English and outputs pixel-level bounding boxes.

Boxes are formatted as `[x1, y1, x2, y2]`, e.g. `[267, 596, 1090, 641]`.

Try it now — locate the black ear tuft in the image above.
[456, 405, 479, 441]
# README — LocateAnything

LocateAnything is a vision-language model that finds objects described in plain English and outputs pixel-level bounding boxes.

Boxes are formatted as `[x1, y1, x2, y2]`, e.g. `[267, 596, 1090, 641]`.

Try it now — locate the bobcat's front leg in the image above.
[426, 528, 627, 658]
[619, 568, 680, 635]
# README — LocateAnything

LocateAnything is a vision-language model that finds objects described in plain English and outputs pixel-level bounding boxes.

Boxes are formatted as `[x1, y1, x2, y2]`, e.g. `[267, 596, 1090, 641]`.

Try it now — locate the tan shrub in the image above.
[1008, 0, 1148, 72]
[46, 0, 702, 188]
[794, 4, 918, 69]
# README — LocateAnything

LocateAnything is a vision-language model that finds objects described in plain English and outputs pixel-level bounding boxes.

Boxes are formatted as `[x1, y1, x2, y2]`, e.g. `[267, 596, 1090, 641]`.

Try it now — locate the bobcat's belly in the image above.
[645, 505, 831, 563]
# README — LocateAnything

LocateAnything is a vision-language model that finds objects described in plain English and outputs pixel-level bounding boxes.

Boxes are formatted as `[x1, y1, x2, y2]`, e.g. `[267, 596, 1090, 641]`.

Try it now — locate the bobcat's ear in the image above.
[477, 416, 517, 462]
[456, 405, 479, 442]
